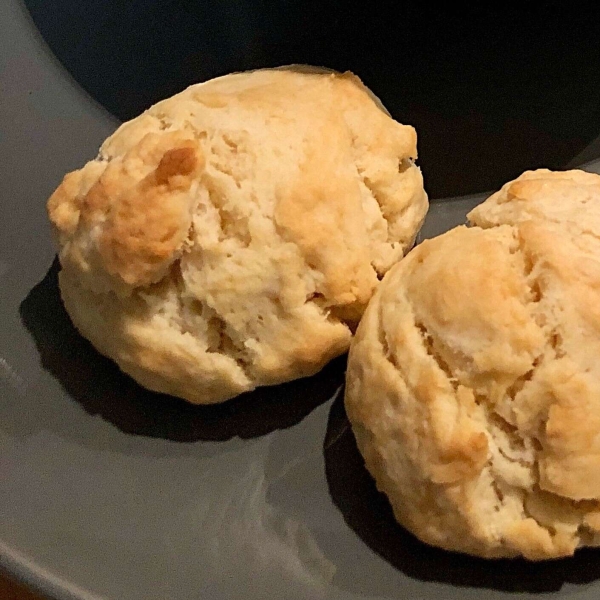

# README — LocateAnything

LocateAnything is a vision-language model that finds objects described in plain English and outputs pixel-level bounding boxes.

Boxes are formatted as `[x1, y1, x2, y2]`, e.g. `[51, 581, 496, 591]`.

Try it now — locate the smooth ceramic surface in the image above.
[4, 2, 600, 599]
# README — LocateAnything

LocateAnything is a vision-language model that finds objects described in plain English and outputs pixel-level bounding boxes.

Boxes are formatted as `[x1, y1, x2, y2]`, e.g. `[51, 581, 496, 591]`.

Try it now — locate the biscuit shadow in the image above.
[324, 393, 600, 594]
[19, 258, 346, 442]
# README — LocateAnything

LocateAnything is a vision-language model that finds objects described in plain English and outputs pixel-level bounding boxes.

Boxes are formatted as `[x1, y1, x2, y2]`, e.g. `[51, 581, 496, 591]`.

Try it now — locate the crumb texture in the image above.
[48, 67, 428, 403]
[345, 169, 600, 558]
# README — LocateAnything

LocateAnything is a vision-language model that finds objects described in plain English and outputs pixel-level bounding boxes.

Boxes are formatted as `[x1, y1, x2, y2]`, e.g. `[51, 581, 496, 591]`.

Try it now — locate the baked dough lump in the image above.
[48, 68, 428, 404]
[346, 169, 600, 559]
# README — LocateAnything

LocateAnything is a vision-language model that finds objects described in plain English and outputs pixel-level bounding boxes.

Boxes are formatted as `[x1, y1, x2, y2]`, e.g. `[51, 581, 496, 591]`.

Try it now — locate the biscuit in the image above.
[47, 67, 427, 404]
[345, 169, 600, 559]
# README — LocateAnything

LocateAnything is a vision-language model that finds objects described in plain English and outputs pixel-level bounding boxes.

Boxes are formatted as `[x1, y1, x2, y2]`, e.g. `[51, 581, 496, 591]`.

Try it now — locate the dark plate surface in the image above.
[3, 2, 600, 599]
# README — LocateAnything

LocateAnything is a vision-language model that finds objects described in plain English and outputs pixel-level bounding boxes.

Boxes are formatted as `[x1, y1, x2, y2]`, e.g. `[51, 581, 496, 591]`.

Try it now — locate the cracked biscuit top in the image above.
[345, 169, 600, 559]
[47, 67, 428, 404]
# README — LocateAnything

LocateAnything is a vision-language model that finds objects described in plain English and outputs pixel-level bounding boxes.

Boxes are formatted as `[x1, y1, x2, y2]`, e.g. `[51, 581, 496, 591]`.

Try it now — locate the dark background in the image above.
[25, 2, 600, 198]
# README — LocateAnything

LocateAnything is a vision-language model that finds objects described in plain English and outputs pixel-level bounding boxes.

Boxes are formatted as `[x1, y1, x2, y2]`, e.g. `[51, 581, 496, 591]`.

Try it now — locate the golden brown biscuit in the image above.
[468, 168, 600, 233]
[345, 169, 600, 559]
[48, 67, 428, 404]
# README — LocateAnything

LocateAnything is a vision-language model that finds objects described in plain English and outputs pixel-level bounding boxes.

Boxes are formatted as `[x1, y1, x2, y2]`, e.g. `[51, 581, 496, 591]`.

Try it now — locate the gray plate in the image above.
[4, 2, 600, 599]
